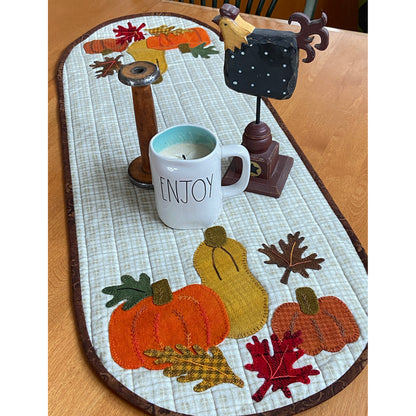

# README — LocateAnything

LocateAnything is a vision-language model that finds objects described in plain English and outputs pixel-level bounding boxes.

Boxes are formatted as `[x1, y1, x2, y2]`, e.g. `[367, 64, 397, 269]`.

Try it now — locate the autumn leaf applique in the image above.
[113, 22, 146, 44]
[245, 331, 320, 402]
[102, 273, 152, 310]
[144, 344, 244, 392]
[178, 42, 220, 59]
[259, 231, 324, 284]
[90, 54, 123, 78]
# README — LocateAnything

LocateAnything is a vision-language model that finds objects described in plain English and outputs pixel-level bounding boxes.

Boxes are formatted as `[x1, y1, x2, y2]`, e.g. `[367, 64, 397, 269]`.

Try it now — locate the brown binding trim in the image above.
[56, 12, 367, 416]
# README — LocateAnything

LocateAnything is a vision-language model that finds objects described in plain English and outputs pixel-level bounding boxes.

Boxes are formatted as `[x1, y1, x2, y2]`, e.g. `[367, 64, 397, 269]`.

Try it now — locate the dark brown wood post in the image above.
[222, 107, 293, 198]
[118, 61, 160, 188]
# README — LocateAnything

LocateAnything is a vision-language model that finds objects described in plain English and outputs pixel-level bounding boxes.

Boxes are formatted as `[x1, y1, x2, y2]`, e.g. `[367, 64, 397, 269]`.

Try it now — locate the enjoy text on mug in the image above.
[159, 174, 214, 204]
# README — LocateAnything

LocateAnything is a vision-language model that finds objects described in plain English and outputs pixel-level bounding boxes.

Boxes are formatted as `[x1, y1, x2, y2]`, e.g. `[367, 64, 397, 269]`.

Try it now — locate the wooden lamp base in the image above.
[222, 121, 293, 198]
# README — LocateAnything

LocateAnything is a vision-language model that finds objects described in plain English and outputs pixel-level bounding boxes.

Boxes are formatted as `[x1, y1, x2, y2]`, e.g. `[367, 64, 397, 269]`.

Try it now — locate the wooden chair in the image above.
[172, 0, 318, 19]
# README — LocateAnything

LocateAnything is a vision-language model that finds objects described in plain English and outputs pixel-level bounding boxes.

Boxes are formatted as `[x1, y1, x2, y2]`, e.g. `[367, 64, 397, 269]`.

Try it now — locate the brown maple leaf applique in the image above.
[90, 54, 123, 78]
[259, 231, 324, 284]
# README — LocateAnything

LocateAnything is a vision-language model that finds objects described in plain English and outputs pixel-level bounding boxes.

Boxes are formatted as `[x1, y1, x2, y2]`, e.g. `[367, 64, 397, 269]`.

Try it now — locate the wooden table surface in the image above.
[48, 1, 368, 415]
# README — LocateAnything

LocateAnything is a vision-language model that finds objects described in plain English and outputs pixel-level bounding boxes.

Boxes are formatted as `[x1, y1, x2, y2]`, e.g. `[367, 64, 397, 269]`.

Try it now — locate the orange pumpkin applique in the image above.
[83, 38, 129, 55]
[102, 274, 230, 370]
[146, 27, 211, 50]
[271, 287, 360, 356]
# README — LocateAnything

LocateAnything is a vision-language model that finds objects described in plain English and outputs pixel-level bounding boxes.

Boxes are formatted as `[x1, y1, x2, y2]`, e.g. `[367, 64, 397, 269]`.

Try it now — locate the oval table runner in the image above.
[56, 13, 367, 416]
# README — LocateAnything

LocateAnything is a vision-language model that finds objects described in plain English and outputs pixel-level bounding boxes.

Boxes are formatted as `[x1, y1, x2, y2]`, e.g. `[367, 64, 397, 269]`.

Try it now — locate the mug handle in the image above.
[221, 145, 250, 198]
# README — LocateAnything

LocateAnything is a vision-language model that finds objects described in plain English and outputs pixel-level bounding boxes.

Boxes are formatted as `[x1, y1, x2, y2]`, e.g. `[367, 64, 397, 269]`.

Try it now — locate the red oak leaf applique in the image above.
[113, 22, 145, 44]
[245, 331, 320, 402]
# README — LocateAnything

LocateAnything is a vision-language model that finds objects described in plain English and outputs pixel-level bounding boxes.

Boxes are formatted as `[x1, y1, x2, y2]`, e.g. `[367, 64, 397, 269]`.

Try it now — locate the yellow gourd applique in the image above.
[193, 226, 268, 339]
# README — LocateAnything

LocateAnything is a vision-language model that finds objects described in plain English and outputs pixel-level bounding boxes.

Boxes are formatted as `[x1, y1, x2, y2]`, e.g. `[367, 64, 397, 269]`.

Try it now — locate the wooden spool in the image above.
[118, 61, 160, 189]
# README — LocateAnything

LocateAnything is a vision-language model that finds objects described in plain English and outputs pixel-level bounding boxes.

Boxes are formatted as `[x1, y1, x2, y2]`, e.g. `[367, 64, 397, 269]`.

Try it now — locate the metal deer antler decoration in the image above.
[214, 4, 329, 198]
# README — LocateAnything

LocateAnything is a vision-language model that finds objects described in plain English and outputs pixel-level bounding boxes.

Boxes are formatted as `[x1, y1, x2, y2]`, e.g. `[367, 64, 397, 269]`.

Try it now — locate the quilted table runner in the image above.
[57, 12, 367, 416]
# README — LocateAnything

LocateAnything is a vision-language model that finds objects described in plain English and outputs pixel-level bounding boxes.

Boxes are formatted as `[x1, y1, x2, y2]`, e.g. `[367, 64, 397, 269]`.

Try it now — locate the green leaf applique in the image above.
[102, 273, 152, 310]
[178, 42, 219, 59]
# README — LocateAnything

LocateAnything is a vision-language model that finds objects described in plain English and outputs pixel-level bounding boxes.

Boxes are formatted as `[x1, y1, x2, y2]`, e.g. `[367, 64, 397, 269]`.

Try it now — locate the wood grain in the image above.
[49, 1, 367, 415]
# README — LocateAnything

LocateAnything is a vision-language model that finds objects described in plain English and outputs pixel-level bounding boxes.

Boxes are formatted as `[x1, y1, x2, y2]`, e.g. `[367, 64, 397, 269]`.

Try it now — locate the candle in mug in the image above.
[149, 124, 250, 229]
[159, 142, 212, 160]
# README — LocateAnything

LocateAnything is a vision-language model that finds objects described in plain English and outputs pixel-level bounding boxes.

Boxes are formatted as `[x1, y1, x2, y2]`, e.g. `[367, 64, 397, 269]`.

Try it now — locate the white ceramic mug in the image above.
[149, 124, 250, 229]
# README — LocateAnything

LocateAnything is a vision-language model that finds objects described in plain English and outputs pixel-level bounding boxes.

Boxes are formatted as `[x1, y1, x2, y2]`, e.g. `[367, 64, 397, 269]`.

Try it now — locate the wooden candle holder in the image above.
[222, 117, 293, 198]
[118, 61, 160, 189]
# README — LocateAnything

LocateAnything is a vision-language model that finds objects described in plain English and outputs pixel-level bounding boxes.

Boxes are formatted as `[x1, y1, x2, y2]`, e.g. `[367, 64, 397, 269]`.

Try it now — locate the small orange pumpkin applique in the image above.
[83, 38, 129, 55]
[102, 274, 230, 370]
[271, 287, 360, 356]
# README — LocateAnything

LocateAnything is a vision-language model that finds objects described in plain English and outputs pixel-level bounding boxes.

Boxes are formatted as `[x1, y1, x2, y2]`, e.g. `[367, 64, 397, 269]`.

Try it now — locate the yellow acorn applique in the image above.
[193, 226, 268, 338]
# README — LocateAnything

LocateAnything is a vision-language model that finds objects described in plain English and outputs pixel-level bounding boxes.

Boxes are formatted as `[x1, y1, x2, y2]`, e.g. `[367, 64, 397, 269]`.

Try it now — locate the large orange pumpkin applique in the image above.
[145, 26, 211, 50]
[271, 287, 360, 356]
[102, 274, 230, 370]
